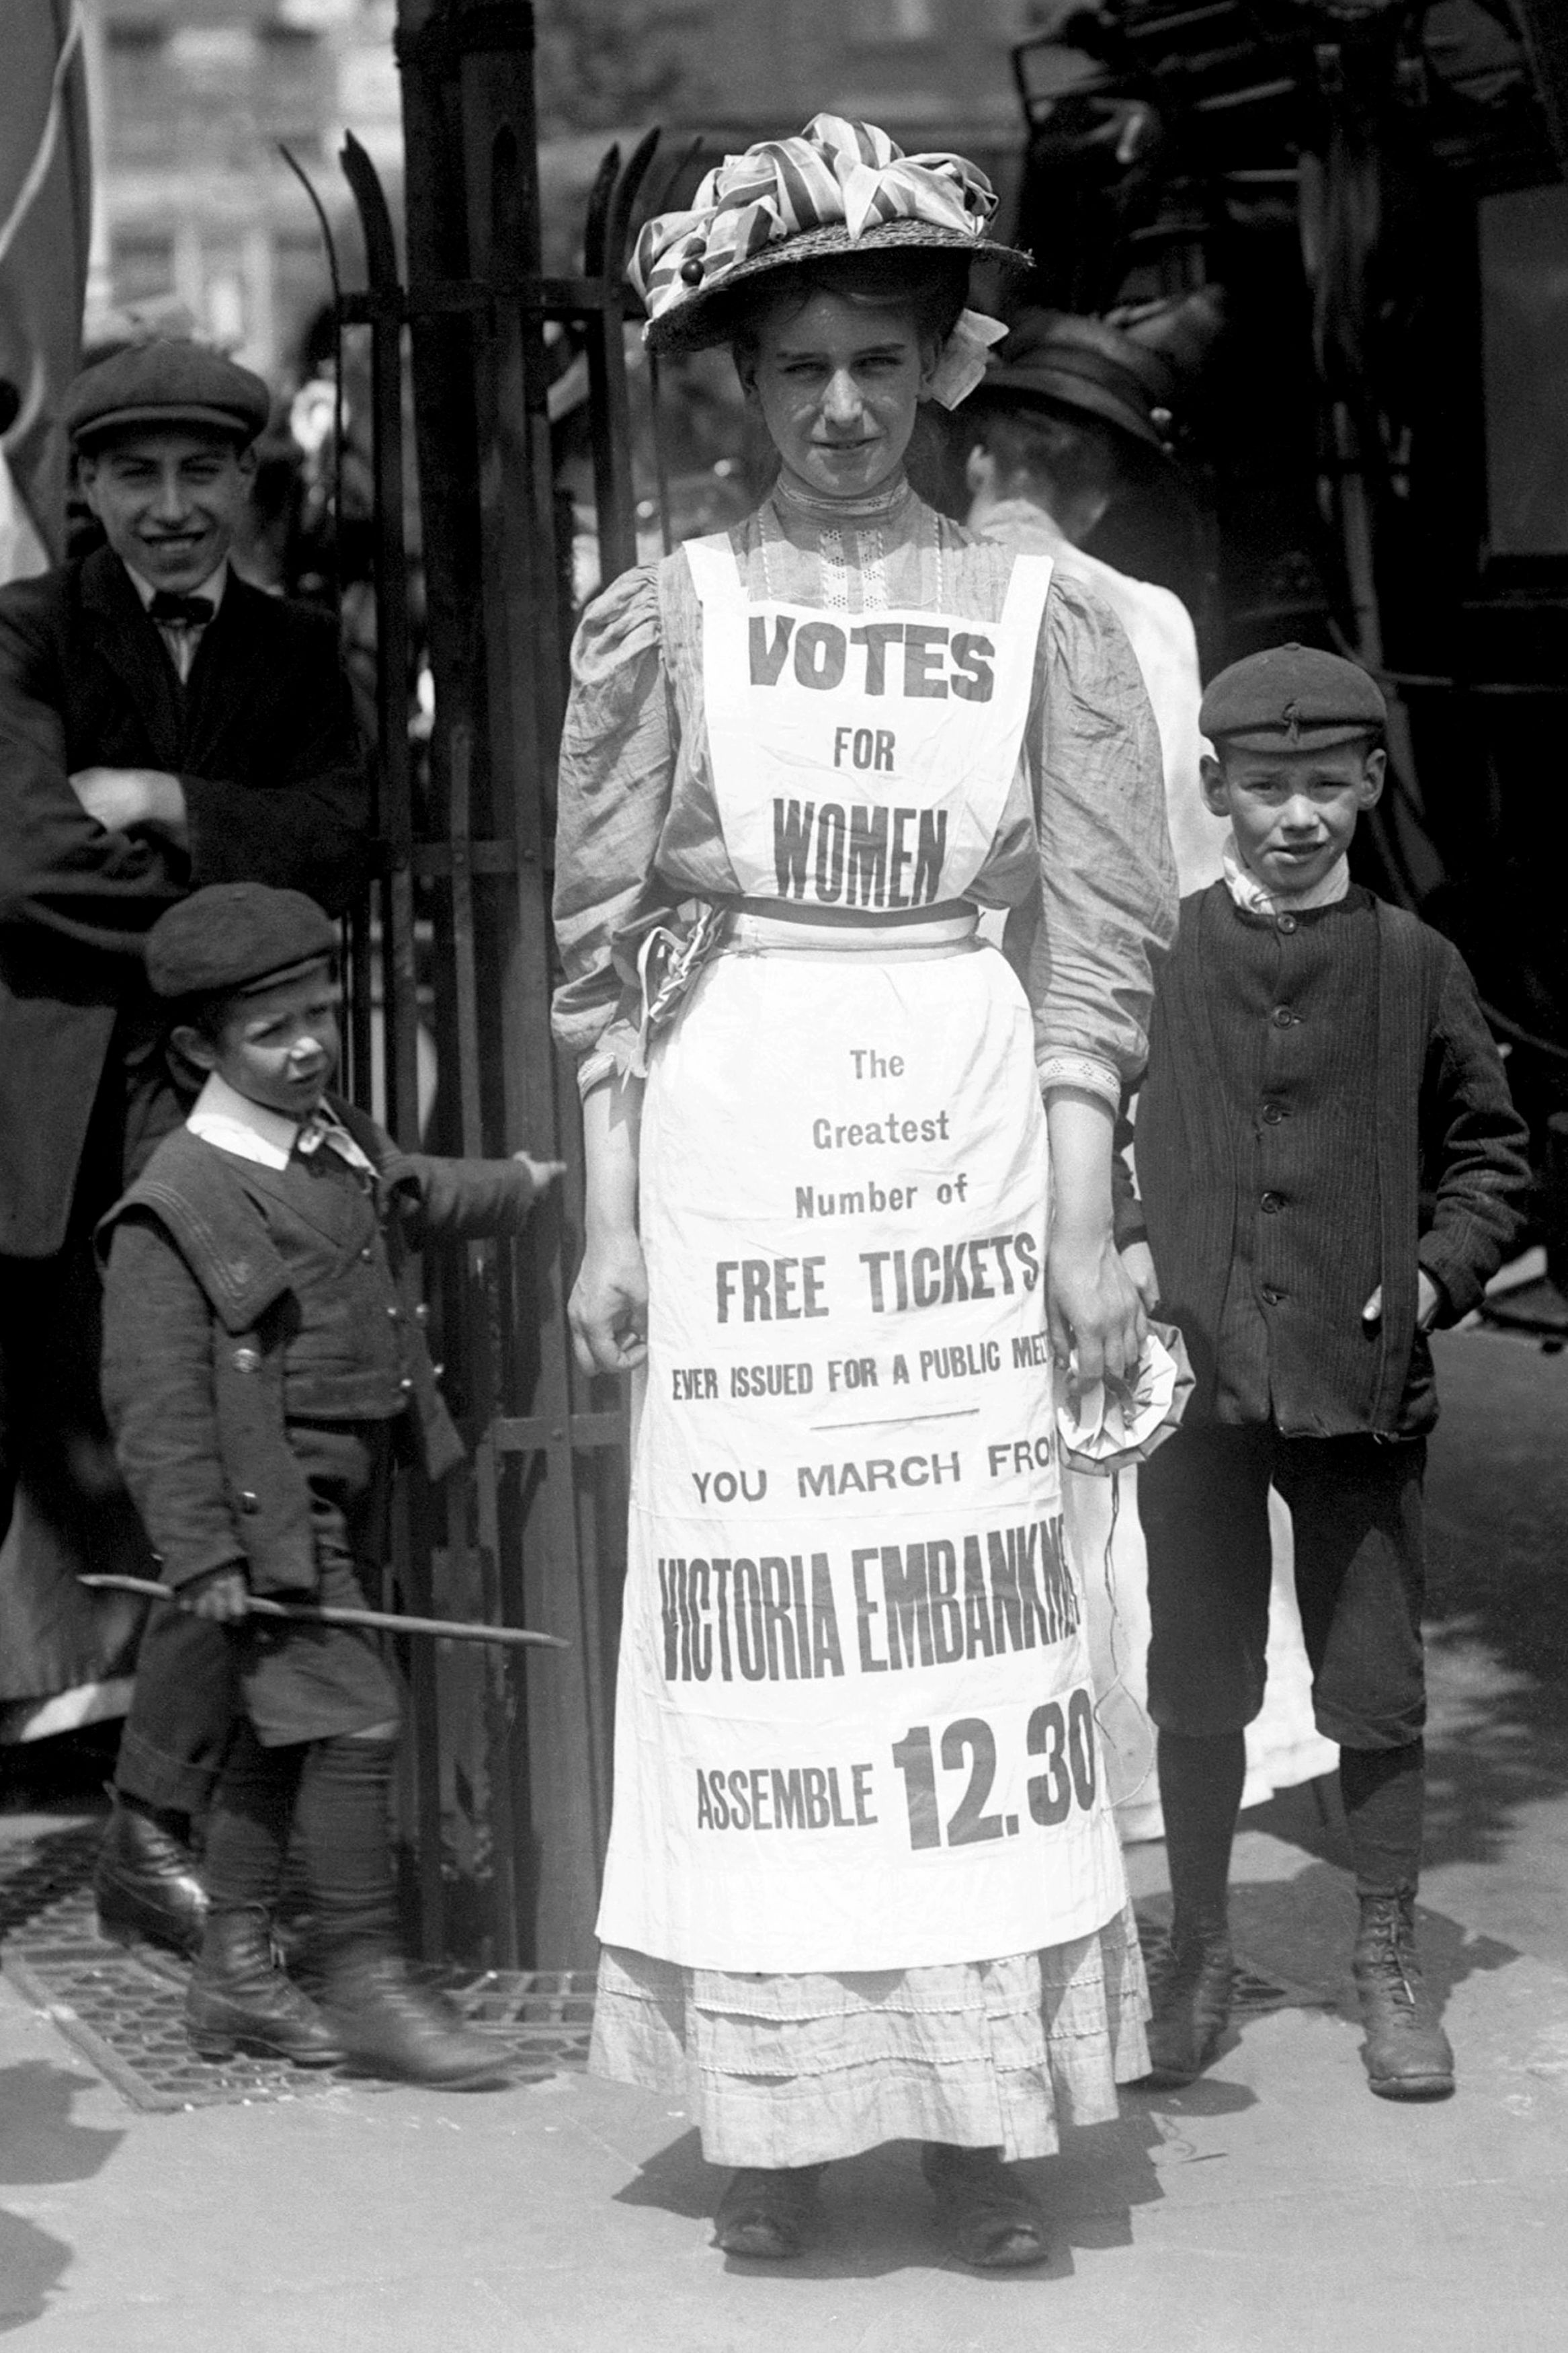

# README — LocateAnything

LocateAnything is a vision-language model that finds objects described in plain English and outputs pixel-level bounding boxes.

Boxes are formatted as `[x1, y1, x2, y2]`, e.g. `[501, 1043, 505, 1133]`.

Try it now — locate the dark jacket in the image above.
[0, 547, 368, 1257]
[1127, 883, 1530, 1438]
[97, 1098, 538, 1595]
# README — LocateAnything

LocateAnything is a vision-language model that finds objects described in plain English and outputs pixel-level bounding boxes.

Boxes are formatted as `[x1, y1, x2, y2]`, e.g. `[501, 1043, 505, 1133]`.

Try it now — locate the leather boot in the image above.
[1141, 1922, 1235, 2087]
[1352, 1892, 1454, 2100]
[95, 1798, 209, 1958]
[321, 1949, 509, 2089]
[186, 1907, 343, 2066]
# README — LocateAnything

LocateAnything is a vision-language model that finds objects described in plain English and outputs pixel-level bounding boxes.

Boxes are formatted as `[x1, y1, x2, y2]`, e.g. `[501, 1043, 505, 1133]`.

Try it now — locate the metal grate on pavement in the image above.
[0, 1822, 594, 2112]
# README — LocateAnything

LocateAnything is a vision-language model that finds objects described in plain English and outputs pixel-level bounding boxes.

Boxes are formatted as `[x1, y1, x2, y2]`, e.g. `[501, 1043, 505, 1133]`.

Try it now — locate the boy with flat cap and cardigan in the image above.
[1118, 644, 1530, 2100]
[98, 884, 561, 2081]
[0, 338, 369, 1956]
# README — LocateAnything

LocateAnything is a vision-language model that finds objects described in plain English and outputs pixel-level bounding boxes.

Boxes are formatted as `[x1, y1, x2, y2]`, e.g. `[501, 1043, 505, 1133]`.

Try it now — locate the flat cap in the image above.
[65, 340, 271, 450]
[146, 885, 337, 1002]
[1200, 643, 1387, 751]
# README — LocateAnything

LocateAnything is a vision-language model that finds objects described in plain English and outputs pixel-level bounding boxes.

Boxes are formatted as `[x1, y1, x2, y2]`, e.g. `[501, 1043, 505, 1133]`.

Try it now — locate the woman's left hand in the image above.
[1047, 1225, 1148, 1390]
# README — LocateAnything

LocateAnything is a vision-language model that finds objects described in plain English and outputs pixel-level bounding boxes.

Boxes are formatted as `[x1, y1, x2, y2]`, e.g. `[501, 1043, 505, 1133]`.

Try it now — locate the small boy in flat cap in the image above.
[97, 885, 562, 2083]
[1, 337, 370, 1957]
[1117, 644, 1529, 2100]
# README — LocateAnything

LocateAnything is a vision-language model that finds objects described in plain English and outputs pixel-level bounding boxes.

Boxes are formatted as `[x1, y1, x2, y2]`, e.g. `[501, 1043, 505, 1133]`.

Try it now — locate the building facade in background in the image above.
[88, 0, 1040, 381]
[88, 0, 401, 376]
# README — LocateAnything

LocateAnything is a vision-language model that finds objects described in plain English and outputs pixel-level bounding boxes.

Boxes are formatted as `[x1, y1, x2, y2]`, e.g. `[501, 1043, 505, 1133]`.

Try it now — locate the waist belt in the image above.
[729, 895, 974, 928]
[724, 898, 979, 956]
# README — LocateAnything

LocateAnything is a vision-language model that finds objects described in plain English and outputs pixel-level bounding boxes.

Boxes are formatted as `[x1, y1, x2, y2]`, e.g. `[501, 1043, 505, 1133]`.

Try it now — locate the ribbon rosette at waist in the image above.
[1055, 1323, 1194, 1475]
[631, 111, 999, 333]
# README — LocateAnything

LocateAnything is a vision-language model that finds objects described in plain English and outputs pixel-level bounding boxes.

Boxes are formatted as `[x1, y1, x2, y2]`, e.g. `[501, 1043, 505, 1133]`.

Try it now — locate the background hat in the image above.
[146, 885, 337, 1002]
[633, 114, 1026, 356]
[65, 340, 271, 450]
[1200, 643, 1388, 751]
[971, 308, 1179, 452]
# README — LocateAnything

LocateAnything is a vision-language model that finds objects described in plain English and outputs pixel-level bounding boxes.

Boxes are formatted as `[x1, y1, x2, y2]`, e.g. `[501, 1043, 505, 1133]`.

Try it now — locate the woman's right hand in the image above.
[569, 1229, 650, 1374]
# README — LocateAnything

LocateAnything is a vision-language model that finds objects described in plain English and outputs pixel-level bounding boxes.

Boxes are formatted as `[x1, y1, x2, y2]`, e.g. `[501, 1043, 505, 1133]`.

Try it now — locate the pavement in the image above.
[3, 1324, 1567, 2352]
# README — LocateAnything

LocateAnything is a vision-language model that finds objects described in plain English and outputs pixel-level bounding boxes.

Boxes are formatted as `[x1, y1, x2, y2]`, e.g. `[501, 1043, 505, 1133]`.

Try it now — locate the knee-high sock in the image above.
[294, 1735, 399, 1956]
[1157, 1729, 1247, 1938]
[1339, 1739, 1424, 1898]
[201, 1724, 302, 1913]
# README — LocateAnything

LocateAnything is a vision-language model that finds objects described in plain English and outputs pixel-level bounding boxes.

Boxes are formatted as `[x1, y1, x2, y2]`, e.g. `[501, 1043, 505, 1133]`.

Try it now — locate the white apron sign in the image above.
[595, 539, 1128, 1973]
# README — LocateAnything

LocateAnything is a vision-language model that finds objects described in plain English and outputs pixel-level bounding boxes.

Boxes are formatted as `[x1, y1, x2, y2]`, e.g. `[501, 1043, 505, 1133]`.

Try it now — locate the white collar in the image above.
[122, 556, 229, 616]
[1221, 831, 1351, 918]
[186, 1069, 301, 1170]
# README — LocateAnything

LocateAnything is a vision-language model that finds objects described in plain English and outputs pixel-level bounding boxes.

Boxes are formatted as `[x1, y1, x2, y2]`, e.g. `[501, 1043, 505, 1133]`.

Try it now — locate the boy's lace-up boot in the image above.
[1141, 1919, 1235, 2087]
[1352, 1892, 1454, 2100]
[320, 1946, 509, 2088]
[186, 1906, 343, 2066]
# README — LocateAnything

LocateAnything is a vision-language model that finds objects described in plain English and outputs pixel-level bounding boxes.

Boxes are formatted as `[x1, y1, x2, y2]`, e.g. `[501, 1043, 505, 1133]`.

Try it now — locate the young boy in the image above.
[99, 882, 562, 2083]
[1122, 645, 1529, 2100]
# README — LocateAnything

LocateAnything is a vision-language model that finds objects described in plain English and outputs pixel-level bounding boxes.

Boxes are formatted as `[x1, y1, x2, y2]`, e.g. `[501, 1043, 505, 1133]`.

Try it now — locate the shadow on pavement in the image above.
[0, 2063, 125, 2188]
[0, 2061, 123, 2333]
[1218, 1851, 1521, 2017]
[1420, 1332, 1568, 1872]
[612, 2110, 1175, 2281]
[0, 2211, 72, 2337]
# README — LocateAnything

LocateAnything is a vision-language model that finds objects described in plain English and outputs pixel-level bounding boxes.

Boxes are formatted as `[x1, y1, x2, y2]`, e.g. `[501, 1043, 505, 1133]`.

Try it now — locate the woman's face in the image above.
[737, 288, 936, 502]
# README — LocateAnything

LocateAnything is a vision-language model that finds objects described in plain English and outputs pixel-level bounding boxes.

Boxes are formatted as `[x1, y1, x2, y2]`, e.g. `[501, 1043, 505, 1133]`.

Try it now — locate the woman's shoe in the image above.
[921, 2143, 1050, 2269]
[712, 2165, 825, 2260]
[186, 1907, 343, 2067]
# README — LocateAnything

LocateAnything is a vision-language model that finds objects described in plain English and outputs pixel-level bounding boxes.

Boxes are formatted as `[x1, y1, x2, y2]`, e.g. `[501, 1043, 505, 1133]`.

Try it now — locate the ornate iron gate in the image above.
[318, 0, 656, 1968]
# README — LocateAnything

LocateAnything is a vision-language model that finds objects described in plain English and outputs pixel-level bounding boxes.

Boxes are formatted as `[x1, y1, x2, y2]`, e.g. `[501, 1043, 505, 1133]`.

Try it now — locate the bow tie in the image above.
[148, 590, 215, 627]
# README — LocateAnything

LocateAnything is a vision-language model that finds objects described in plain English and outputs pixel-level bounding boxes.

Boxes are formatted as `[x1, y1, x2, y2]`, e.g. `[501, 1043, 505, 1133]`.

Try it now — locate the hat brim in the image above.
[644, 220, 1030, 357]
[967, 365, 1169, 456]
[72, 403, 263, 450]
[1208, 723, 1385, 753]
[233, 949, 338, 996]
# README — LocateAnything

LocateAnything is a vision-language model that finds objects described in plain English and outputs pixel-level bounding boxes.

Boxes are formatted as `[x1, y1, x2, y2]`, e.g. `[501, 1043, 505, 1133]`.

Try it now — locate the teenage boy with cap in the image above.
[1122, 643, 1529, 2101]
[0, 338, 368, 1954]
[98, 883, 561, 2079]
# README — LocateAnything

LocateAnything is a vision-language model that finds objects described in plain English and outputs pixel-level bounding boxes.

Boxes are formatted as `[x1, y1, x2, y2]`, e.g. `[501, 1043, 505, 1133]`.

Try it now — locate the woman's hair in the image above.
[724, 249, 970, 364]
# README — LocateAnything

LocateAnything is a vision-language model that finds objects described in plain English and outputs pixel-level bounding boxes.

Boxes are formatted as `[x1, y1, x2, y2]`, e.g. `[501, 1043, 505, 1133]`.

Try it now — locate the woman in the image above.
[553, 115, 1177, 2268]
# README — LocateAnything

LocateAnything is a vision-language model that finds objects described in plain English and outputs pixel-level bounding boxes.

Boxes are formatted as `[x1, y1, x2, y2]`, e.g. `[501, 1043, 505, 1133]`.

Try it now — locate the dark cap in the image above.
[1200, 643, 1388, 752]
[146, 885, 337, 1003]
[65, 340, 271, 451]
[973, 308, 1178, 454]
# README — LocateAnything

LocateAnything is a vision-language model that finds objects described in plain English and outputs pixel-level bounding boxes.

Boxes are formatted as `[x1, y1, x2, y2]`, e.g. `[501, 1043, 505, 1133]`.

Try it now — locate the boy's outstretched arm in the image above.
[391, 1150, 565, 1243]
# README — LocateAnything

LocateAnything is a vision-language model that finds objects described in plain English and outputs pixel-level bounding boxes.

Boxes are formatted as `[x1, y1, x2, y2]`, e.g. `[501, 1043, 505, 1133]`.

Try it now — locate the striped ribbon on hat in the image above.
[631, 112, 997, 331]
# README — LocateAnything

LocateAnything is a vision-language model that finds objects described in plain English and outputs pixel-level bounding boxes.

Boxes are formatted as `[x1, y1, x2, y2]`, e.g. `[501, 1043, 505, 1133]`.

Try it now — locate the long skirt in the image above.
[591, 913, 1149, 2161]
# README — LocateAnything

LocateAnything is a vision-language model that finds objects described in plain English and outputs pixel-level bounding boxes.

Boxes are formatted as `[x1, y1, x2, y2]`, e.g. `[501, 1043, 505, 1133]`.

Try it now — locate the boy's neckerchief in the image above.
[296, 1103, 380, 1184]
[1221, 831, 1350, 917]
